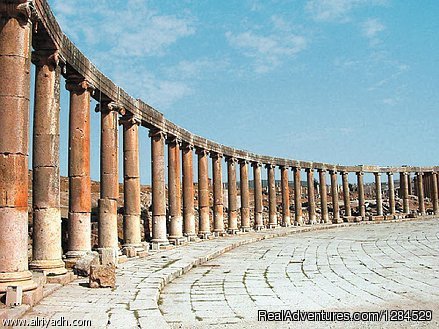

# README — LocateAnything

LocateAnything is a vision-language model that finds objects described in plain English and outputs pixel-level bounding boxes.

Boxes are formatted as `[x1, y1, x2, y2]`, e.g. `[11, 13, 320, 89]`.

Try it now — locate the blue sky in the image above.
[43, 0, 438, 183]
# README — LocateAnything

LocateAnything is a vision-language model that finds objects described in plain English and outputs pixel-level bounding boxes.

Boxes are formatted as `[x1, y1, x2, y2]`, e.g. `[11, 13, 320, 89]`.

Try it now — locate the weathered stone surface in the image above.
[89, 264, 116, 288]
[73, 251, 99, 277]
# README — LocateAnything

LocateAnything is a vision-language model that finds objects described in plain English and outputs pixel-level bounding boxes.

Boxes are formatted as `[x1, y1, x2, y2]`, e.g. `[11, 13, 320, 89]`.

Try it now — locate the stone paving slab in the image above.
[160, 218, 439, 329]
[1, 218, 432, 328]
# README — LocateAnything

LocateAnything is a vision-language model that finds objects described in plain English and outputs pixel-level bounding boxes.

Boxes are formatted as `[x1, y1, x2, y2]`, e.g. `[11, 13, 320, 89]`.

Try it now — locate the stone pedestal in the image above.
[150, 130, 169, 247]
[280, 166, 291, 226]
[306, 168, 316, 224]
[29, 49, 66, 276]
[197, 148, 211, 238]
[120, 116, 142, 250]
[65, 75, 94, 260]
[182, 143, 196, 237]
[293, 167, 303, 225]
[240, 160, 251, 231]
[252, 162, 264, 230]
[266, 164, 277, 228]
[318, 169, 329, 223]
[227, 157, 239, 233]
[212, 152, 225, 234]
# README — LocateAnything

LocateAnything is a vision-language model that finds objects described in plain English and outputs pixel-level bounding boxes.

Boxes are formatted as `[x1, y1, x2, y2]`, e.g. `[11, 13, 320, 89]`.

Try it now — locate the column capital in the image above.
[119, 114, 141, 127]
[0, 1, 35, 25]
[251, 161, 262, 168]
[165, 135, 182, 146]
[195, 147, 209, 156]
[401, 171, 410, 176]
[65, 75, 95, 94]
[356, 171, 364, 176]
[149, 129, 166, 140]
[181, 141, 194, 151]
[292, 166, 301, 172]
[340, 171, 349, 176]
[265, 163, 275, 169]
[95, 101, 125, 115]
[317, 168, 327, 173]
[387, 172, 394, 176]
[210, 151, 223, 159]
[238, 158, 249, 165]
[305, 168, 314, 173]
[329, 169, 337, 175]
[416, 172, 424, 176]
[31, 49, 61, 70]
[225, 156, 238, 164]
[374, 172, 381, 177]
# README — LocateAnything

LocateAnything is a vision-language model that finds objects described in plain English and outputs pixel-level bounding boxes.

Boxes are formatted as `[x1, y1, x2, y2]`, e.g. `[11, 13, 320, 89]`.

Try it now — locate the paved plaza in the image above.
[160, 218, 439, 328]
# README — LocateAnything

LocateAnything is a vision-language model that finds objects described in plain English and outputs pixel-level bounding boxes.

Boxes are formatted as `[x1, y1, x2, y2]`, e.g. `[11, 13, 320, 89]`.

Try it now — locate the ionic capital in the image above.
[165, 135, 181, 146]
[356, 171, 364, 176]
[31, 50, 60, 70]
[374, 172, 381, 177]
[181, 141, 194, 151]
[416, 172, 424, 176]
[149, 129, 166, 140]
[387, 172, 394, 177]
[251, 161, 262, 168]
[292, 166, 301, 172]
[119, 114, 141, 127]
[305, 168, 314, 173]
[238, 159, 249, 165]
[329, 170, 337, 175]
[225, 156, 238, 164]
[65, 75, 95, 94]
[195, 147, 209, 156]
[0, 1, 34, 25]
[210, 151, 223, 159]
[265, 163, 275, 169]
[340, 171, 349, 176]
[95, 101, 125, 115]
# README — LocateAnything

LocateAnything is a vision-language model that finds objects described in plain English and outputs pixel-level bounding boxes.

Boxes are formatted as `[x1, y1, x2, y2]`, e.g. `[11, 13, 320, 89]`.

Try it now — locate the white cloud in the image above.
[362, 18, 385, 38]
[226, 25, 307, 73]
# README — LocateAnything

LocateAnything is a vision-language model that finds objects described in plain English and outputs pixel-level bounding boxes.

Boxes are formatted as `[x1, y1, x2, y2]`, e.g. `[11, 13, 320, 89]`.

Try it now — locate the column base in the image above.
[198, 232, 213, 239]
[150, 240, 173, 251]
[64, 250, 89, 260]
[331, 218, 343, 224]
[0, 271, 38, 293]
[227, 229, 239, 234]
[29, 259, 67, 276]
[254, 225, 265, 231]
[168, 236, 188, 245]
[213, 231, 227, 237]
[267, 224, 277, 229]
[342, 216, 356, 223]
[241, 226, 251, 232]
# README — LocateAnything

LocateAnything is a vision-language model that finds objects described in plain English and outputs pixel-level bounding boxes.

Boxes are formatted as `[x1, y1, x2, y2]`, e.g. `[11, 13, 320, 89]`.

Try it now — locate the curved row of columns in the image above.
[0, 4, 438, 294]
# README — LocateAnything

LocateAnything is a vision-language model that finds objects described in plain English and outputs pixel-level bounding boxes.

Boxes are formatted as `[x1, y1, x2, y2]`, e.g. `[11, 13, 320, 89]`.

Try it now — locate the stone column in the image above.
[417, 172, 425, 215]
[252, 162, 264, 230]
[167, 137, 185, 244]
[330, 170, 341, 223]
[226, 157, 239, 233]
[280, 166, 291, 226]
[387, 172, 396, 217]
[150, 129, 168, 248]
[0, 3, 37, 292]
[432, 172, 439, 215]
[29, 50, 66, 275]
[120, 115, 142, 250]
[239, 160, 251, 231]
[182, 143, 196, 238]
[197, 148, 211, 238]
[341, 172, 351, 218]
[97, 101, 122, 258]
[356, 172, 366, 219]
[318, 169, 329, 223]
[407, 173, 413, 195]
[400, 172, 410, 214]
[266, 164, 277, 228]
[65, 75, 94, 260]
[293, 167, 303, 225]
[211, 152, 224, 235]
[374, 172, 383, 217]
[306, 168, 316, 224]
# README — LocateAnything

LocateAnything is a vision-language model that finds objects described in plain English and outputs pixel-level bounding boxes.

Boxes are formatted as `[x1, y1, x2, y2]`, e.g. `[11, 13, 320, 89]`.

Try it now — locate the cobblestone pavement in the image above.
[160, 218, 439, 328]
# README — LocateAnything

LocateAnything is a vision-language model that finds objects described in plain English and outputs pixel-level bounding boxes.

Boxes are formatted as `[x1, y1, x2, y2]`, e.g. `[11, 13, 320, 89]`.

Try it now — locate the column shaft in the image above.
[281, 166, 291, 226]
[306, 169, 316, 224]
[197, 149, 210, 237]
[330, 171, 341, 223]
[417, 172, 425, 215]
[0, 5, 37, 292]
[65, 76, 93, 259]
[375, 173, 383, 216]
[401, 172, 410, 214]
[227, 158, 238, 232]
[98, 102, 120, 252]
[150, 130, 168, 245]
[387, 173, 395, 216]
[432, 173, 439, 215]
[212, 153, 224, 234]
[167, 138, 184, 241]
[318, 170, 329, 223]
[182, 144, 196, 236]
[293, 167, 303, 225]
[121, 117, 142, 248]
[240, 161, 250, 231]
[253, 163, 264, 230]
[357, 172, 366, 219]
[29, 50, 66, 275]
[341, 172, 351, 217]
[267, 164, 277, 228]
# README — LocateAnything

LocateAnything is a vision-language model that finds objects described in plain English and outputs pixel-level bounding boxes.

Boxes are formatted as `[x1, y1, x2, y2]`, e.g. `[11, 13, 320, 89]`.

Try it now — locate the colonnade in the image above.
[0, 1, 438, 295]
